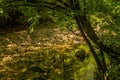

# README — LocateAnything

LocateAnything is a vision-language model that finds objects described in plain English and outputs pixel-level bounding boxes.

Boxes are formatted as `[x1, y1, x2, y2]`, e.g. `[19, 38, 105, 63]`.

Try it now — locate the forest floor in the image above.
[0, 26, 89, 79]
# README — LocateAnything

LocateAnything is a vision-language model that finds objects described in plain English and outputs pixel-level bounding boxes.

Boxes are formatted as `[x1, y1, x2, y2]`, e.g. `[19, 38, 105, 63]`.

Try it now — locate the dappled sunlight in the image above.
[0, 27, 88, 79]
[1, 0, 120, 79]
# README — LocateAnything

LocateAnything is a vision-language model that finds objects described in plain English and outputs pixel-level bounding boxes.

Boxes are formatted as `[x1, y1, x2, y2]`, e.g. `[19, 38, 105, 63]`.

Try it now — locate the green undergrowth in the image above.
[0, 26, 96, 80]
[0, 45, 96, 80]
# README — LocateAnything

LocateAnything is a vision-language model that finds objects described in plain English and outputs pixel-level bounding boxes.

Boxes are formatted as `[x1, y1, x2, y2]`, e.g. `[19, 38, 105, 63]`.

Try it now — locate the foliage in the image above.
[0, 0, 120, 80]
[0, 45, 91, 80]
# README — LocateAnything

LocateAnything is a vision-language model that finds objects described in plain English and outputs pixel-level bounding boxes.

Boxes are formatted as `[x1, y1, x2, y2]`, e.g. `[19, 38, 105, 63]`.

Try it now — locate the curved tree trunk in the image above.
[75, 15, 109, 80]
[77, 15, 120, 57]
[74, 16, 103, 72]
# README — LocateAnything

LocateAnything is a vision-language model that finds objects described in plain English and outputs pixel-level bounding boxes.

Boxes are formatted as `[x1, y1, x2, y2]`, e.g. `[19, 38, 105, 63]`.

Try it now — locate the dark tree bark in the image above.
[74, 15, 103, 72]
[75, 14, 109, 80]
[76, 15, 120, 56]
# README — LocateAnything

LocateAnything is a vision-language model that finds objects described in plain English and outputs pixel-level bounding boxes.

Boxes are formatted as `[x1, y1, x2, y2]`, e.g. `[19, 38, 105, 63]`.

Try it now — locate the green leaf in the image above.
[29, 25, 34, 34]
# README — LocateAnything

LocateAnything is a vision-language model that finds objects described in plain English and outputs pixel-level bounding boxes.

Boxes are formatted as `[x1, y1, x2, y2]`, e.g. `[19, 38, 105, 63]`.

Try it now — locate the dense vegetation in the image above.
[0, 0, 120, 80]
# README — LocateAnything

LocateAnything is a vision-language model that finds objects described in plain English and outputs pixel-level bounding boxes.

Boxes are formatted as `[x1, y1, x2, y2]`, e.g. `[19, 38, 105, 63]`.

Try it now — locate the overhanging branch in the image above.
[3, 0, 72, 11]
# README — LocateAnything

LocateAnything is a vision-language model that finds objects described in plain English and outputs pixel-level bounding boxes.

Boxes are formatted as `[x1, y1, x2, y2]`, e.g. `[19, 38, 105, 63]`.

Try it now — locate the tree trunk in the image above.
[77, 15, 120, 57]
[74, 16, 103, 73]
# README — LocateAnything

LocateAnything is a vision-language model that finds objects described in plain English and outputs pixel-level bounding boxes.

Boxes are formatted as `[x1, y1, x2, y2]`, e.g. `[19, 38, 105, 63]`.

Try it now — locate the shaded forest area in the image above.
[0, 0, 120, 80]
